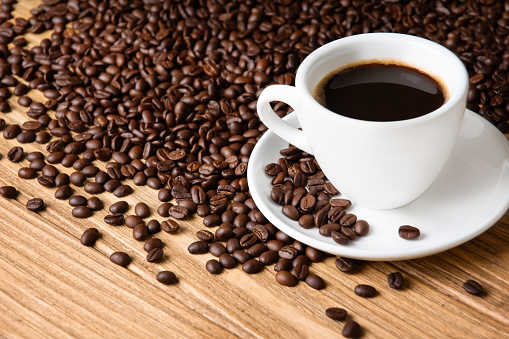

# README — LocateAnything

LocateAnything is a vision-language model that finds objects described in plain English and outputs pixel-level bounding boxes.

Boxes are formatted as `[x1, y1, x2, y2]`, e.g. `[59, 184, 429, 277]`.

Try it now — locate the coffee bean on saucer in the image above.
[398, 225, 420, 240]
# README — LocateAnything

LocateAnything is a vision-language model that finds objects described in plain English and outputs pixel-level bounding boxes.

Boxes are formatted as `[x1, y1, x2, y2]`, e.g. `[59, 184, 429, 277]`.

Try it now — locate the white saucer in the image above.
[247, 110, 509, 261]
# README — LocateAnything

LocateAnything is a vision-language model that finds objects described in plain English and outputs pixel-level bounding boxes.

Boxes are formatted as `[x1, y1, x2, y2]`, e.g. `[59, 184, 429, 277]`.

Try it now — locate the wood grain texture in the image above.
[0, 1, 508, 338]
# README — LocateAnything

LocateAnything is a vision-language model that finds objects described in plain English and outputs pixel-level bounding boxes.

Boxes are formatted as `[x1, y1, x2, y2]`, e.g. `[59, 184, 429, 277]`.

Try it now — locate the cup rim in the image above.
[296, 32, 469, 125]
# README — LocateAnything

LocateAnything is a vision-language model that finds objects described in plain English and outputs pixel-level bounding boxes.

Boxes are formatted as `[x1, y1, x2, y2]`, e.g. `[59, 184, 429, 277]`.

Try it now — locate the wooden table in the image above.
[1, 1, 508, 338]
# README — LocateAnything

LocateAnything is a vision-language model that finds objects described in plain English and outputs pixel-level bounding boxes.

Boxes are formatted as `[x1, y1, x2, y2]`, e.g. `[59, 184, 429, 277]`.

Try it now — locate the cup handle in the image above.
[257, 85, 313, 154]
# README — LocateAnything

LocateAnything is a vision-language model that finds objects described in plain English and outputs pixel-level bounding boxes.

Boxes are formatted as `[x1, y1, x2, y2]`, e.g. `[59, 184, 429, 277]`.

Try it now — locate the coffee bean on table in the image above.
[135, 202, 150, 218]
[157, 271, 178, 285]
[398, 225, 420, 240]
[109, 201, 129, 214]
[7, 146, 24, 162]
[219, 253, 237, 269]
[188, 241, 209, 254]
[146, 248, 163, 262]
[463, 279, 483, 295]
[81, 228, 99, 246]
[275, 270, 297, 286]
[110, 252, 131, 267]
[69, 195, 87, 206]
[72, 206, 93, 218]
[206, 259, 223, 274]
[104, 213, 124, 226]
[305, 274, 325, 290]
[242, 259, 264, 274]
[55, 185, 73, 200]
[26, 198, 45, 212]
[335, 257, 355, 273]
[87, 197, 104, 211]
[196, 230, 215, 242]
[133, 224, 148, 241]
[388, 272, 404, 289]
[325, 307, 348, 321]
[354, 284, 377, 298]
[342, 320, 362, 338]
[161, 220, 179, 233]
[144, 238, 163, 252]
[0, 186, 18, 199]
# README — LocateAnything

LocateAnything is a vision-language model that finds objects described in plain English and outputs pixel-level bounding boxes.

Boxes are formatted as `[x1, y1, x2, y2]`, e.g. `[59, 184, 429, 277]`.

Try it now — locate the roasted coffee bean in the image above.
[144, 238, 164, 252]
[275, 271, 297, 287]
[330, 198, 352, 209]
[114, 185, 132, 197]
[398, 225, 420, 240]
[463, 279, 483, 295]
[146, 248, 163, 262]
[87, 197, 103, 211]
[274, 258, 293, 272]
[388, 272, 404, 289]
[242, 259, 264, 274]
[252, 224, 269, 242]
[331, 230, 349, 245]
[69, 195, 87, 207]
[69, 172, 86, 186]
[354, 284, 377, 298]
[233, 250, 251, 264]
[125, 215, 144, 229]
[0, 186, 17, 199]
[265, 163, 282, 176]
[109, 201, 129, 214]
[340, 213, 357, 227]
[84, 182, 104, 194]
[72, 206, 93, 218]
[247, 243, 268, 257]
[161, 220, 179, 233]
[279, 245, 298, 260]
[7, 146, 24, 162]
[147, 219, 161, 234]
[293, 263, 309, 281]
[335, 257, 355, 273]
[354, 220, 369, 236]
[55, 184, 73, 199]
[18, 167, 37, 179]
[299, 195, 316, 213]
[188, 241, 209, 254]
[134, 202, 150, 218]
[305, 274, 325, 290]
[110, 252, 130, 267]
[282, 205, 300, 221]
[81, 228, 99, 246]
[26, 198, 45, 212]
[133, 224, 149, 241]
[156, 271, 178, 285]
[342, 320, 361, 338]
[341, 227, 358, 240]
[219, 253, 237, 269]
[319, 223, 341, 237]
[3, 124, 21, 139]
[298, 214, 314, 229]
[206, 259, 223, 274]
[325, 307, 347, 321]
[209, 243, 228, 257]
[259, 250, 279, 265]
[104, 214, 124, 226]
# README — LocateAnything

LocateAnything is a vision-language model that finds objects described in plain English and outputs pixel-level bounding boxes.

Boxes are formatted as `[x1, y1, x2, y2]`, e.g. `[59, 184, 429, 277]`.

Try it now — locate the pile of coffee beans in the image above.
[0, 0, 498, 337]
[267, 145, 369, 246]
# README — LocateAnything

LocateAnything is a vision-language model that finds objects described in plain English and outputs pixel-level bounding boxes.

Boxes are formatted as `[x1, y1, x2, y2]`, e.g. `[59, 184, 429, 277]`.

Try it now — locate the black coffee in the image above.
[314, 61, 447, 121]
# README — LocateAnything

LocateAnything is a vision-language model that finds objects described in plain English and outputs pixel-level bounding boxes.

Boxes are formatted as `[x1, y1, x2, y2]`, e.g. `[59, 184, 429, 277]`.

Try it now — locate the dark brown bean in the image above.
[81, 228, 99, 246]
[0, 186, 18, 199]
[325, 307, 347, 321]
[398, 225, 420, 240]
[157, 271, 178, 285]
[110, 252, 130, 267]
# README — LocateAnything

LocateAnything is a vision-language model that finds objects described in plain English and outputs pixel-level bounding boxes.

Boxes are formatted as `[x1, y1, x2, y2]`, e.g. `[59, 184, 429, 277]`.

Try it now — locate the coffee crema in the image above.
[314, 60, 448, 122]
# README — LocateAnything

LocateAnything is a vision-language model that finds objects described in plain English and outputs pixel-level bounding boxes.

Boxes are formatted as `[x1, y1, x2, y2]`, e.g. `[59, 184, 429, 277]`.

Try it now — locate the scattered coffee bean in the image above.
[398, 225, 420, 240]
[0, 186, 17, 199]
[26, 198, 45, 212]
[206, 259, 223, 274]
[305, 274, 325, 290]
[144, 238, 163, 252]
[354, 284, 377, 298]
[275, 270, 297, 287]
[134, 202, 150, 218]
[188, 241, 209, 254]
[7, 146, 24, 162]
[87, 197, 103, 211]
[110, 252, 131, 267]
[335, 257, 356, 273]
[109, 201, 129, 214]
[81, 228, 99, 246]
[104, 214, 124, 226]
[157, 271, 178, 285]
[342, 320, 361, 338]
[388, 272, 404, 289]
[146, 248, 163, 262]
[161, 220, 179, 233]
[242, 259, 264, 274]
[72, 206, 93, 219]
[463, 279, 483, 296]
[325, 307, 348, 321]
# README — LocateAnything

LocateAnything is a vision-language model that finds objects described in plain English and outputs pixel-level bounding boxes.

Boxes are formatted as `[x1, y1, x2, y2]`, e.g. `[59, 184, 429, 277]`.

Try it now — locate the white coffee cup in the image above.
[257, 33, 468, 209]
